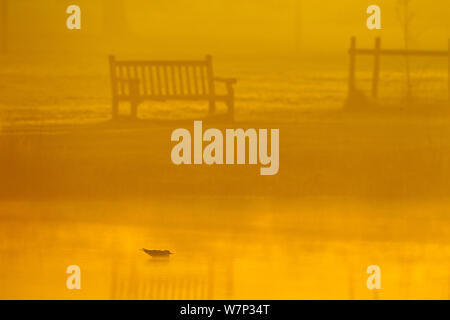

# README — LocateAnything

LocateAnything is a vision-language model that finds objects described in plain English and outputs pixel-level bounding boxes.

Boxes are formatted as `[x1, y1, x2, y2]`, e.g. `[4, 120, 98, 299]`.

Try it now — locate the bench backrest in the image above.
[109, 55, 216, 100]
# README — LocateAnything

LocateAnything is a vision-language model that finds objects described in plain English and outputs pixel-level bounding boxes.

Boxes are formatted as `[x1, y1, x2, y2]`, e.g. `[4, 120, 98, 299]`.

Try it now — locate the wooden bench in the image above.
[109, 55, 236, 120]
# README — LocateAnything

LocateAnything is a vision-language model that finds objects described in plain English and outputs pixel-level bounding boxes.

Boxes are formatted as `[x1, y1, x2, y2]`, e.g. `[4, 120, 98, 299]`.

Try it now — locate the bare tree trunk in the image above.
[0, 0, 7, 54]
[398, 0, 414, 103]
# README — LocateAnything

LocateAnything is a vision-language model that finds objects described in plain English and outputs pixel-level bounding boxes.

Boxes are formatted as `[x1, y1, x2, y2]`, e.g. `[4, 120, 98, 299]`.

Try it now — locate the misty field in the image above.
[1, 54, 450, 299]
[0, 53, 448, 127]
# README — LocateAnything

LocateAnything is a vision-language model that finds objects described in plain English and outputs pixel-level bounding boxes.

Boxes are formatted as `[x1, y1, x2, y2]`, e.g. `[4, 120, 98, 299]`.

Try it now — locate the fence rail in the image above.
[348, 37, 450, 102]
[353, 49, 448, 57]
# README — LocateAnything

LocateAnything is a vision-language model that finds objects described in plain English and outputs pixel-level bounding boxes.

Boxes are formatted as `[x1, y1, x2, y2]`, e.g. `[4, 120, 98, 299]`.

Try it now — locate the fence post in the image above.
[348, 37, 356, 95]
[372, 37, 381, 99]
[109, 55, 119, 119]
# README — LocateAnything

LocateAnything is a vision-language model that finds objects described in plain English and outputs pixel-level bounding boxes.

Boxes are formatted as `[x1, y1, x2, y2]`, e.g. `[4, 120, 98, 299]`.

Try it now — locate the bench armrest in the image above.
[214, 77, 237, 85]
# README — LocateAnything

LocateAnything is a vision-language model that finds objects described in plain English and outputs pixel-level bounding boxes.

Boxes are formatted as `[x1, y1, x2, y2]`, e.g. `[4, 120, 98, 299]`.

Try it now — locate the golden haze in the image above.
[0, 0, 450, 299]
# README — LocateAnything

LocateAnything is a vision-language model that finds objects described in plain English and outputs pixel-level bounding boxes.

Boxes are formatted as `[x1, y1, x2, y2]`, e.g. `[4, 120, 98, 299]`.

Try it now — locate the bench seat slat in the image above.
[164, 65, 170, 95]
[185, 66, 191, 95]
[141, 65, 148, 96]
[148, 66, 155, 96]
[193, 66, 199, 95]
[156, 66, 162, 96]
[113, 65, 215, 98]
[171, 66, 177, 95]
[177, 65, 184, 96]
[200, 66, 207, 95]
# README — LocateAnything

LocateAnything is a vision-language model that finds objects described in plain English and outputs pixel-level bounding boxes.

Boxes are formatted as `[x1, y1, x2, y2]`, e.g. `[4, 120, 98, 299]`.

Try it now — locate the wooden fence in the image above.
[348, 37, 450, 102]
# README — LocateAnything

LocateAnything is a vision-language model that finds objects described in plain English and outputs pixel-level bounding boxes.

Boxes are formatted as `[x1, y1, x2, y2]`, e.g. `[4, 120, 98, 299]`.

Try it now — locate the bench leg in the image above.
[208, 99, 216, 114]
[130, 100, 138, 119]
[226, 98, 234, 121]
[112, 99, 119, 120]
[129, 79, 140, 119]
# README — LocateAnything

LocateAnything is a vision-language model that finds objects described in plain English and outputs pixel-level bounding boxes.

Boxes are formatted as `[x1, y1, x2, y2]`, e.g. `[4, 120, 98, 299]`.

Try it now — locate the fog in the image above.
[1, 0, 450, 300]
[4, 0, 449, 56]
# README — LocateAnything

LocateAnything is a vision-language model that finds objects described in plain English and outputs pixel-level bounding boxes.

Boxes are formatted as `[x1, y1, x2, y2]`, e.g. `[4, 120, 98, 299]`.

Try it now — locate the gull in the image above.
[141, 248, 174, 258]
